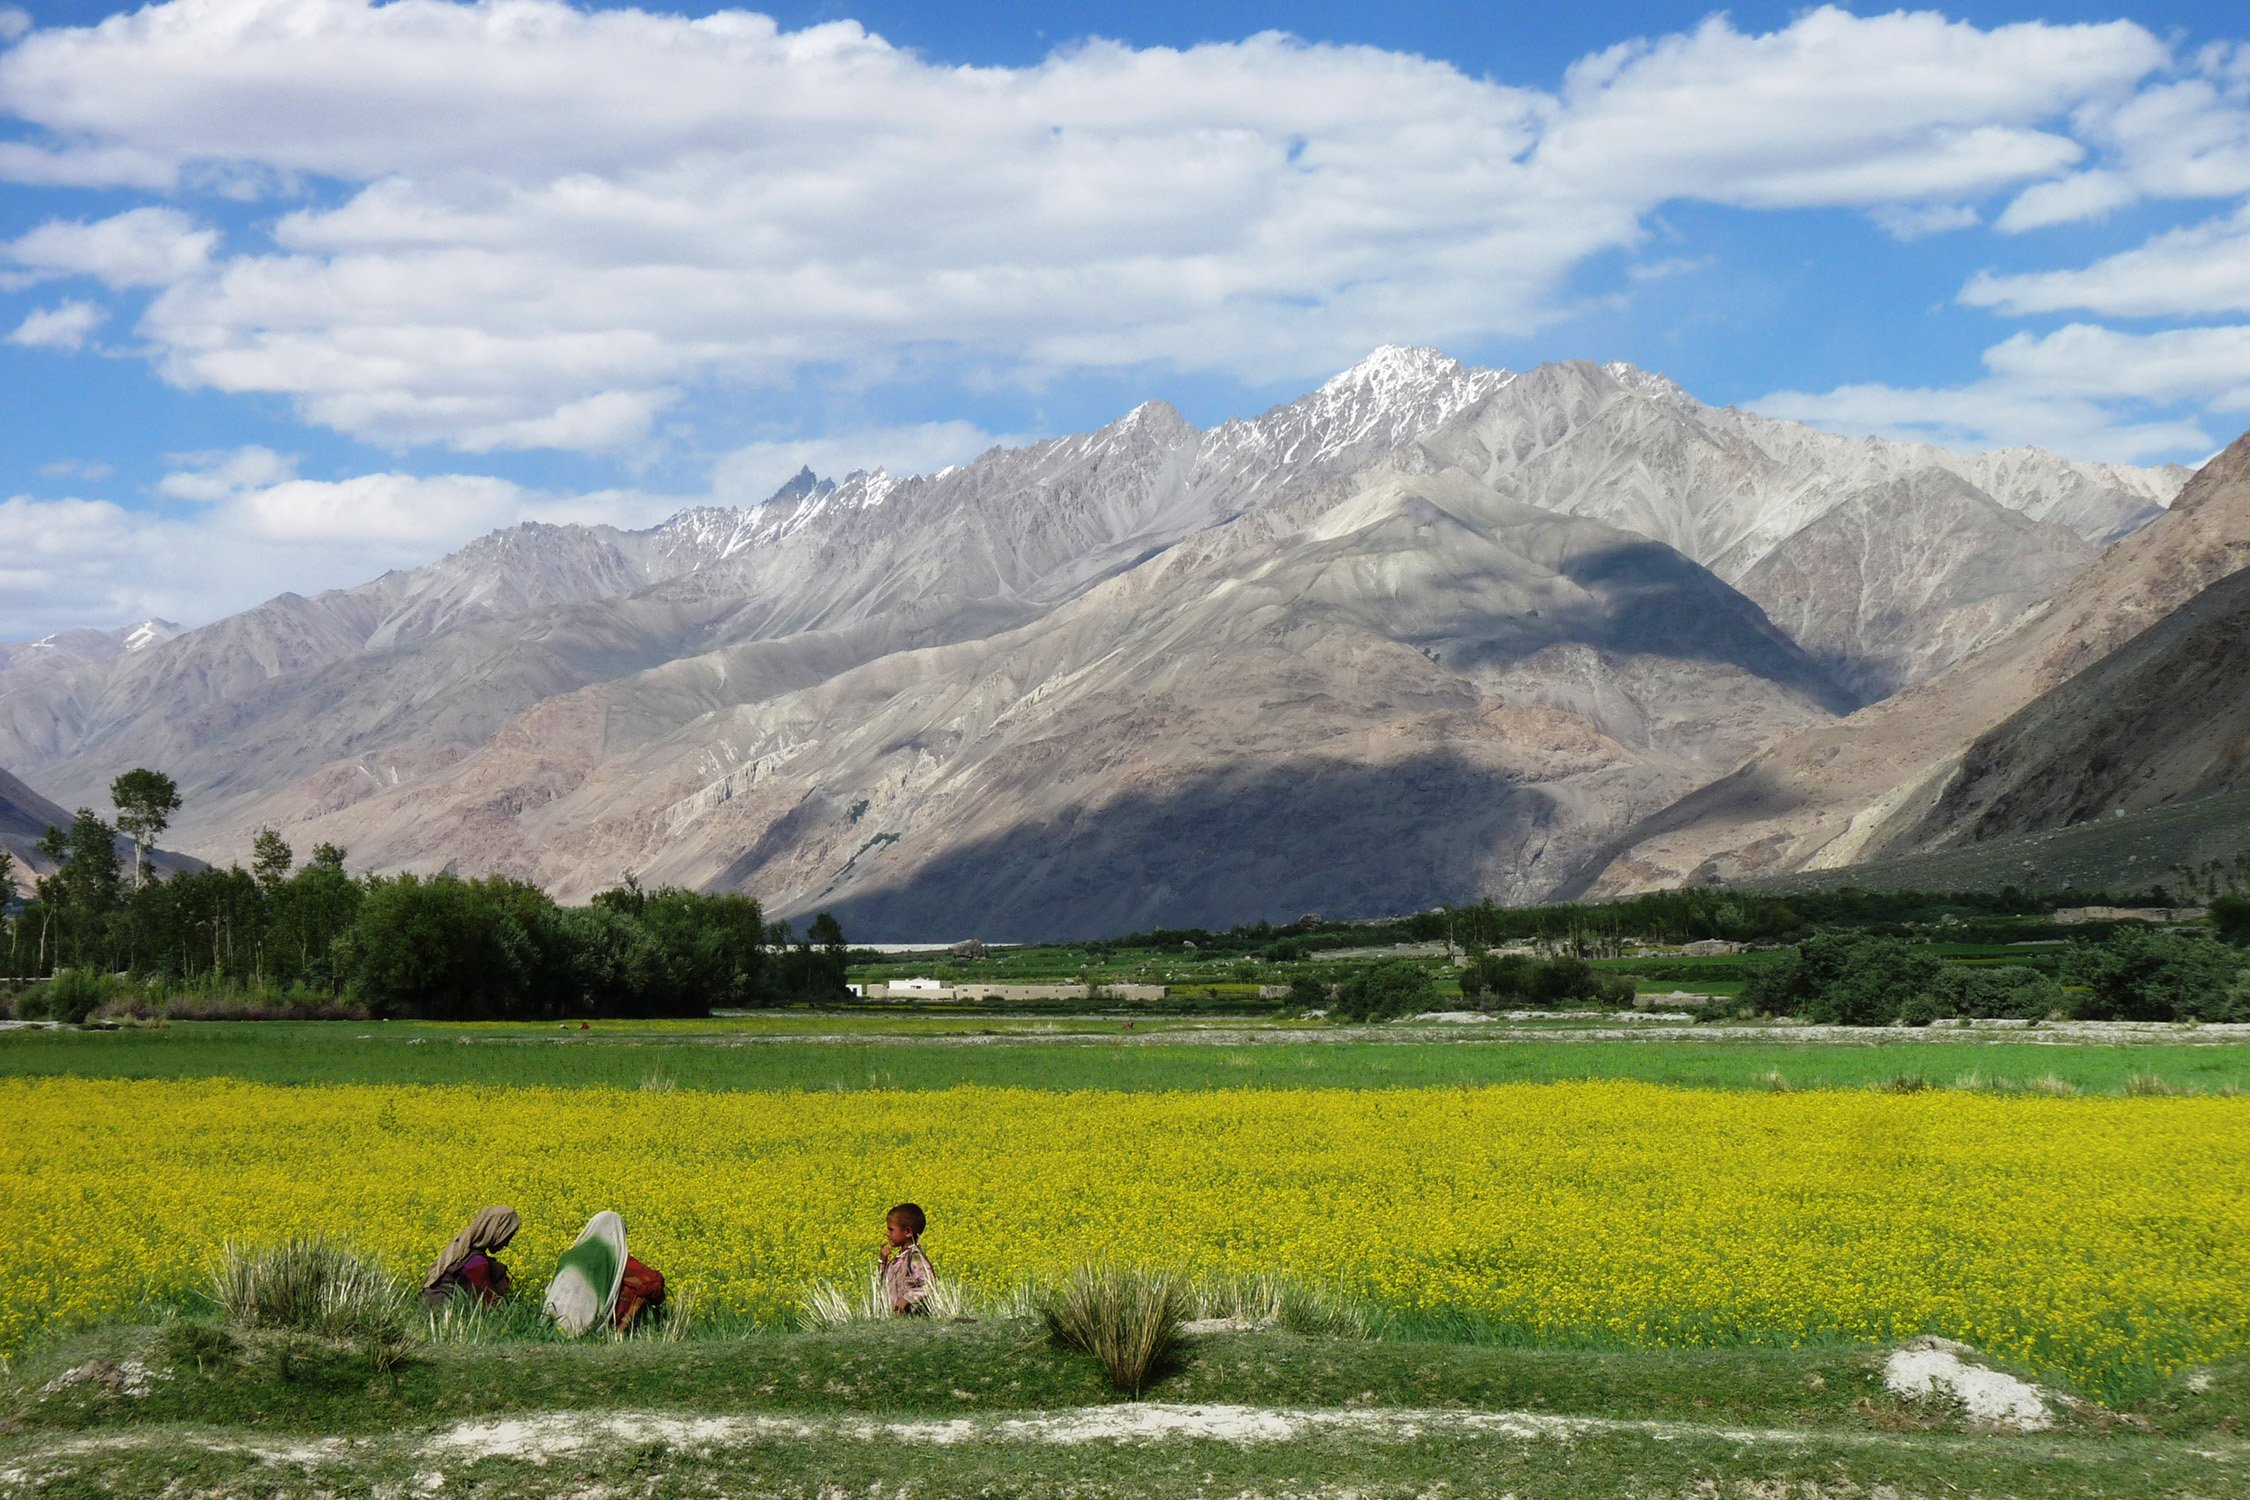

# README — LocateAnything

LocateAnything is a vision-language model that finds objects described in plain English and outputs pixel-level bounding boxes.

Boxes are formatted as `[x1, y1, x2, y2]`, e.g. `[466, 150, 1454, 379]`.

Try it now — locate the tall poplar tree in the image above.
[110, 768, 182, 887]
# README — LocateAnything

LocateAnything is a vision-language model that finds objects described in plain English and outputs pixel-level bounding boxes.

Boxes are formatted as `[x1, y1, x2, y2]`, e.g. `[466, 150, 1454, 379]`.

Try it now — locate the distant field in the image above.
[8, 1017, 2250, 1095]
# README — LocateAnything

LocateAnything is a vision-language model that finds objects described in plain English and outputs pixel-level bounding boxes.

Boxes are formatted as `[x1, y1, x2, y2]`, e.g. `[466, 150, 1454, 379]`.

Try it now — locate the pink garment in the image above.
[880, 1243, 933, 1314]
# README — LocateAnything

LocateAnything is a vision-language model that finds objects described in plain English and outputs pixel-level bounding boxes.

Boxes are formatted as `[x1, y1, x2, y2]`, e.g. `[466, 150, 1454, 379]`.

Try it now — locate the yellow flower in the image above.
[1, 1076, 2244, 1396]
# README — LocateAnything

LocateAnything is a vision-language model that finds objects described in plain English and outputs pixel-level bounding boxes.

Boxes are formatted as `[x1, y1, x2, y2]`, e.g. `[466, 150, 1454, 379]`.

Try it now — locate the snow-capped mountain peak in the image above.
[122, 619, 181, 653]
[1223, 345, 1515, 473]
[1320, 343, 1467, 394]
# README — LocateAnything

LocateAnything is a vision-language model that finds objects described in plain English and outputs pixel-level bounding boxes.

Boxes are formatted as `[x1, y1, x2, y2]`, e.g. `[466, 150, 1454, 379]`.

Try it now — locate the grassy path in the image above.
[9, 1409, 2242, 1498]
[6, 1323, 2244, 1498]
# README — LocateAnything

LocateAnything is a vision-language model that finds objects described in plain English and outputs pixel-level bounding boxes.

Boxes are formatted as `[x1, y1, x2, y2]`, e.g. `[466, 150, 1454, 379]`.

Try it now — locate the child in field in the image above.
[878, 1202, 934, 1315]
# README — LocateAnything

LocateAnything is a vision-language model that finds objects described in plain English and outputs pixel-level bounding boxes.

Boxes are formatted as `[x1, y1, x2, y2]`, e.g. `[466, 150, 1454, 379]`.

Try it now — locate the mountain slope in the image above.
[1734, 471, 2096, 702]
[247, 465, 1848, 934]
[1578, 428, 2250, 896]
[0, 765, 201, 895]
[0, 619, 180, 697]
[1413, 362, 2167, 697]
[1884, 564, 2250, 855]
[0, 766, 71, 893]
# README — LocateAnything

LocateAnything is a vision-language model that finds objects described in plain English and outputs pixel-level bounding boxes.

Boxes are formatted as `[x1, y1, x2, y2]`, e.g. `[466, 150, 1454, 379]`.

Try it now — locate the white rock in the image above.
[1883, 1337, 2053, 1431]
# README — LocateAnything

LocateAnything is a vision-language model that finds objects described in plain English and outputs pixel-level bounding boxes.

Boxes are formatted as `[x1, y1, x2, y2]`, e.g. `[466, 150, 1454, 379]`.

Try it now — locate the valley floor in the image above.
[8, 1015, 2249, 1496]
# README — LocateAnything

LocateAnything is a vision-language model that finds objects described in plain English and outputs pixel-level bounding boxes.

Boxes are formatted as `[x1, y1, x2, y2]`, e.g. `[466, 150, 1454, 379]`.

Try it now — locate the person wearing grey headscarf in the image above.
[422, 1206, 521, 1309]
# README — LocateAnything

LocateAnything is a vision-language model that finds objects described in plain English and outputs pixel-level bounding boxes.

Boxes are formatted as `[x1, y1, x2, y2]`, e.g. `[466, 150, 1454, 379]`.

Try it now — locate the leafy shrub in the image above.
[1331, 960, 1437, 1021]
[1801, 940, 1945, 1025]
[1284, 975, 1329, 1009]
[1940, 965, 2064, 1020]
[336, 874, 559, 1020]
[16, 966, 121, 1024]
[1737, 935, 1941, 1024]
[2210, 894, 2250, 947]
[1037, 1265, 1189, 1396]
[1743, 929, 2245, 1027]
[2064, 928, 2250, 1022]
[1895, 993, 1944, 1027]
[1459, 952, 1632, 1009]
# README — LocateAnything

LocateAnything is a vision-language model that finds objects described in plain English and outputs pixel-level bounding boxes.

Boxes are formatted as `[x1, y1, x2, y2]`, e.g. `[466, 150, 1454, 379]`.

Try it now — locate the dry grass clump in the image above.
[1187, 1273, 1377, 1338]
[213, 1238, 407, 1342]
[213, 1238, 412, 1374]
[797, 1272, 969, 1330]
[1036, 1265, 1189, 1396]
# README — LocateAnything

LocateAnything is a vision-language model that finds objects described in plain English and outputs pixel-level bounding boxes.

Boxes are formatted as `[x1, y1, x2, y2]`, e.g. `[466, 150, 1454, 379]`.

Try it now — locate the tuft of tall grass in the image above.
[797, 1272, 969, 1330]
[1036, 1265, 1189, 1397]
[213, 1238, 408, 1345]
[420, 1293, 560, 1345]
[1186, 1273, 1377, 1338]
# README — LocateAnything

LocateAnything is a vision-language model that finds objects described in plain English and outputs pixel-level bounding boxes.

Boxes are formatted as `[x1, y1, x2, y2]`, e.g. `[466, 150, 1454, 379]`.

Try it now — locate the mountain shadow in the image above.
[788, 752, 1576, 943]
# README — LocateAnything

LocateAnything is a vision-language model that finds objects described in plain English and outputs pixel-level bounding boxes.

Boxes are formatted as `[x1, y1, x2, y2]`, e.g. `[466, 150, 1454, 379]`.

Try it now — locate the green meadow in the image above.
[6, 1013, 2250, 1095]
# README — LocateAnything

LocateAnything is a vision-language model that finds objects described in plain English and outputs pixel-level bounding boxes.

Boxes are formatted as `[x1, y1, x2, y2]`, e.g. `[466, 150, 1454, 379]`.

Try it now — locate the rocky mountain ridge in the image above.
[1578, 427, 2250, 897]
[0, 348, 2197, 935]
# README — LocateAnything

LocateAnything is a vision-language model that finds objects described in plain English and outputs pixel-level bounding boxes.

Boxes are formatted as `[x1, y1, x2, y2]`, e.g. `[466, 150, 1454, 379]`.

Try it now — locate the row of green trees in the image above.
[1091, 881, 2186, 963]
[1732, 927, 2250, 1027]
[1316, 951, 1633, 1022]
[1, 776, 847, 1020]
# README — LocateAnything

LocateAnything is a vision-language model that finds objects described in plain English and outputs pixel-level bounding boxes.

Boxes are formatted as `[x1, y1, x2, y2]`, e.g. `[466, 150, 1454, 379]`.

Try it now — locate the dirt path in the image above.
[9, 1401, 2239, 1497]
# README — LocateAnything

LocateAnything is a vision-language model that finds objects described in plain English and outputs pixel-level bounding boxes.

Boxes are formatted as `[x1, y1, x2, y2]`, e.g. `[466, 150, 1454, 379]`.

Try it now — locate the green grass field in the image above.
[8, 1015, 2250, 1094]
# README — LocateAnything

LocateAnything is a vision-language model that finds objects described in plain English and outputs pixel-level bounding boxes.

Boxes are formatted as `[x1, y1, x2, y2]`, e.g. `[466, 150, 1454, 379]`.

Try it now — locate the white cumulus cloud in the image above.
[7, 298, 105, 350]
[1995, 170, 2138, 231]
[1965, 201, 2250, 318]
[1757, 321, 2250, 462]
[0, 1, 2182, 454]
[5, 206, 217, 287]
[0, 468, 689, 639]
[155, 444, 300, 501]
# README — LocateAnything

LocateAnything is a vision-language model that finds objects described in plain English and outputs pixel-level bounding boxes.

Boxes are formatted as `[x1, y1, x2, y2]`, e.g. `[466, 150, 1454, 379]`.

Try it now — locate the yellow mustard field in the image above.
[4, 1076, 2246, 1394]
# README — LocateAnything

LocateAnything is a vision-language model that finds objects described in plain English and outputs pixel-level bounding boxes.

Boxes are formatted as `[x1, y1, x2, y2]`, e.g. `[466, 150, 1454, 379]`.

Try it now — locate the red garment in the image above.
[461, 1252, 511, 1304]
[613, 1255, 665, 1331]
[423, 1251, 512, 1308]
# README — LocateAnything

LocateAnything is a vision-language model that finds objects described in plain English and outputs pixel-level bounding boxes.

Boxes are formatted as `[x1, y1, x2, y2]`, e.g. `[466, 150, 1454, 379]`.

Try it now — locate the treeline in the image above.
[1313, 953, 1632, 1022]
[0, 781, 845, 1022]
[1724, 924, 2250, 1027]
[1087, 882, 2182, 961]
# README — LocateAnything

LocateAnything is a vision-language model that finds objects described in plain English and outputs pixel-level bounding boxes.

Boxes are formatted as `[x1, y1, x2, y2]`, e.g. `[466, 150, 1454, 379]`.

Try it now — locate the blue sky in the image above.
[2, 0, 2247, 636]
